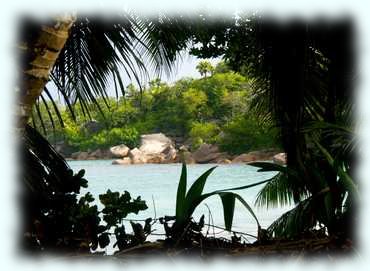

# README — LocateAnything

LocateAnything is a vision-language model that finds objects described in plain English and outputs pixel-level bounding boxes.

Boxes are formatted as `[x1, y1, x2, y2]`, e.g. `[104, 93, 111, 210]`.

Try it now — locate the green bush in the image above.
[189, 122, 220, 150]
[218, 116, 280, 154]
[68, 127, 139, 151]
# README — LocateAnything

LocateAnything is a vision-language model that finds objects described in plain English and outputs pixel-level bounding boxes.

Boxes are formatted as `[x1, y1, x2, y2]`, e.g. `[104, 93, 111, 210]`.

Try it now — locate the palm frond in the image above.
[255, 172, 308, 208]
[22, 124, 87, 195]
[267, 196, 317, 238]
[49, 13, 191, 122]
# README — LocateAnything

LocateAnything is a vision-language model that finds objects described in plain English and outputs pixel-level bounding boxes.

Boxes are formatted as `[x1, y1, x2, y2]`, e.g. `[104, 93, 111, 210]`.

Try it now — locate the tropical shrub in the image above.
[80, 127, 140, 150]
[218, 116, 280, 154]
[189, 121, 220, 150]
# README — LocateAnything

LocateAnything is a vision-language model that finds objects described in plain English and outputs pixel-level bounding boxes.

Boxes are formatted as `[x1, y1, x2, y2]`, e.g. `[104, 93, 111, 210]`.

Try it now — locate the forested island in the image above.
[33, 61, 283, 164]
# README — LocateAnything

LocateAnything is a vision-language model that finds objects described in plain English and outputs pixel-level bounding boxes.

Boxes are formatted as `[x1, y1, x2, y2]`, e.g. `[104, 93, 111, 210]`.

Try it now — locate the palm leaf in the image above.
[47, 14, 191, 124]
[267, 196, 316, 238]
[255, 172, 297, 208]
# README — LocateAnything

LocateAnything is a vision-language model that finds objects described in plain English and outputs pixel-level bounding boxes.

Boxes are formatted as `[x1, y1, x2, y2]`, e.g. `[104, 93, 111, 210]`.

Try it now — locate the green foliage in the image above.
[22, 125, 148, 252]
[96, 189, 149, 250]
[214, 61, 231, 74]
[218, 116, 280, 154]
[182, 88, 208, 119]
[189, 122, 220, 149]
[64, 123, 139, 151]
[249, 118, 357, 239]
[99, 189, 148, 228]
[83, 127, 139, 150]
[33, 69, 279, 155]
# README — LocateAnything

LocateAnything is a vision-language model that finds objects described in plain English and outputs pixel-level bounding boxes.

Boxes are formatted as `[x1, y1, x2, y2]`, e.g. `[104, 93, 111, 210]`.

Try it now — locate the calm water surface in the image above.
[69, 160, 293, 244]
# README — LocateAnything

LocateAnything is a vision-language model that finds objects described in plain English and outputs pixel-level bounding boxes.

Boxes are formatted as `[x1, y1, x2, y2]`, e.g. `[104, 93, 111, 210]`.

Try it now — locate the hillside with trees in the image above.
[33, 61, 280, 158]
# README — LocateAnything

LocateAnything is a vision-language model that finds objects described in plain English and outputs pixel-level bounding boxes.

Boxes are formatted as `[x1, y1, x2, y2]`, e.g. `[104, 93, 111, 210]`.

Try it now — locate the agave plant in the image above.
[166, 164, 260, 241]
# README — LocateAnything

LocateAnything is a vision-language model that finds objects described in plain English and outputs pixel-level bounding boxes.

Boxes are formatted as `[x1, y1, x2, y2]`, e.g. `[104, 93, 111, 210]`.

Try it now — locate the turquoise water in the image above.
[69, 160, 293, 244]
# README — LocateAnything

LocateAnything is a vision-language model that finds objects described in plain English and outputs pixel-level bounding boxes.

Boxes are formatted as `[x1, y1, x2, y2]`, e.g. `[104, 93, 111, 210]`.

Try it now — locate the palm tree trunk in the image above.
[17, 15, 75, 127]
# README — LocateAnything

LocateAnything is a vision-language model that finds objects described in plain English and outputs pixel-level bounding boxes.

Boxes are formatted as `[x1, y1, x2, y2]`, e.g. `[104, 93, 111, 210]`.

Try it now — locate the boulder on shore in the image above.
[110, 144, 130, 158]
[128, 148, 147, 164]
[273, 153, 287, 165]
[192, 144, 223, 163]
[74, 151, 89, 160]
[89, 148, 103, 159]
[162, 144, 177, 163]
[112, 133, 178, 165]
[139, 133, 174, 154]
[146, 154, 165, 164]
[140, 133, 178, 163]
[232, 150, 278, 163]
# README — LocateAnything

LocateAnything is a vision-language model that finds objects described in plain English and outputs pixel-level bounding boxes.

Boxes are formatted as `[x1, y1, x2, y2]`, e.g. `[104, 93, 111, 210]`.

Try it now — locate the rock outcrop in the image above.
[139, 133, 173, 154]
[232, 150, 279, 163]
[110, 144, 130, 158]
[192, 144, 224, 163]
[138, 133, 177, 163]
[71, 151, 90, 160]
[67, 132, 282, 166]
[216, 158, 232, 164]
[128, 148, 147, 164]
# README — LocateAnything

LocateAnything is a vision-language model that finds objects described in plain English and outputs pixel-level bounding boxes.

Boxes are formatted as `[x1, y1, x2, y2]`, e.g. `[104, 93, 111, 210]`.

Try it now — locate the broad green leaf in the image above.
[176, 163, 187, 220]
[184, 166, 217, 216]
[174, 165, 261, 231]
[213, 178, 272, 193]
[188, 191, 260, 230]
[219, 192, 236, 231]
[234, 194, 260, 227]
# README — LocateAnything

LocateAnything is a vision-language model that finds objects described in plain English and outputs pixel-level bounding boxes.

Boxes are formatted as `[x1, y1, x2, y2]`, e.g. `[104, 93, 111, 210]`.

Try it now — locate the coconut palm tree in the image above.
[18, 15, 75, 127]
[196, 60, 214, 78]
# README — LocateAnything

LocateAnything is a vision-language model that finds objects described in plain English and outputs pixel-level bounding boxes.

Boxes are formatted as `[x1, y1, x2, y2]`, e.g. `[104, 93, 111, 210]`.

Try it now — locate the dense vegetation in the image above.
[33, 61, 280, 155]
